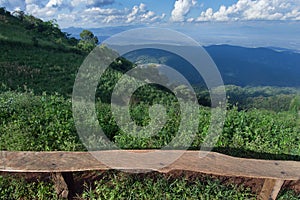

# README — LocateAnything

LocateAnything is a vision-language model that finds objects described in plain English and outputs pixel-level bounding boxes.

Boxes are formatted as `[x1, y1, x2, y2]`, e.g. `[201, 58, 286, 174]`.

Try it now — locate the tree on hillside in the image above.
[0, 7, 11, 16]
[12, 10, 25, 21]
[0, 7, 6, 15]
[77, 30, 98, 52]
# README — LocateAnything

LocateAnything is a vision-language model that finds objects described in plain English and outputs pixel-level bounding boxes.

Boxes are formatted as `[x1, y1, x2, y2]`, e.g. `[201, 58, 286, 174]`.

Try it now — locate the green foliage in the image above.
[1, 89, 299, 158]
[289, 95, 300, 112]
[277, 190, 300, 200]
[77, 40, 96, 52]
[77, 29, 99, 52]
[0, 9, 80, 50]
[222, 85, 300, 111]
[81, 172, 255, 200]
[219, 107, 300, 157]
[96, 102, 300, 158]
[0, 39, 86, 95]
[0, 92, 85, 151]
[0, 7, 6, 15]
[31, 36, 38, 47]
[0, 176, 56, 200]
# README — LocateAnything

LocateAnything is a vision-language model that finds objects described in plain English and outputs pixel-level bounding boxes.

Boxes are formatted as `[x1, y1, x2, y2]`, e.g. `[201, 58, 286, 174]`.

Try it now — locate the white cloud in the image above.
[171, 0, 197, 22]
[22, 0, 70, 20]
[58, 13, 76, 21]
[46, 0, 63, 8]
[126, 3, 165, 24]
[139, 3, 146, 12]
[57, 2, 165, 27]
[196, 0, 300, 22]
[26, 3, 57, 18]
[70, 0, 82, 7]
[25, 0, 38, 4]
[84, 7, 122, 15]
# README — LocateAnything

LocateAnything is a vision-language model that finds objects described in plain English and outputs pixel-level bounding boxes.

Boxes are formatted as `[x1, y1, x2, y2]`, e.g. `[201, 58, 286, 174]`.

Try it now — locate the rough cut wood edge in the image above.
[258, 179, 284, 200]
[51, 172, 71, 199]
[0, 150, 299, 181]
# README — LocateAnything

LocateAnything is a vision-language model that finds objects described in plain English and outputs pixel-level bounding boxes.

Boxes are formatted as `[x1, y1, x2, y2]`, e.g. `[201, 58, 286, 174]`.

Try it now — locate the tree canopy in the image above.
[77, 29, 99, 52]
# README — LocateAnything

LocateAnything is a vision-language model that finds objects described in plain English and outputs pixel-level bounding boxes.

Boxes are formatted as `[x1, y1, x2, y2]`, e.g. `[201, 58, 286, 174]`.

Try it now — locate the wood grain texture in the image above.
[0, 150, 299, 181]
[52, 172, 72, 199]
[258, 179, 284, 200]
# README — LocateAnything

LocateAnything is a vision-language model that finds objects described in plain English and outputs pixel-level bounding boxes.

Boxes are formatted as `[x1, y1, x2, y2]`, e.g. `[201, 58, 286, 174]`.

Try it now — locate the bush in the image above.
[0, 92, 85, 151]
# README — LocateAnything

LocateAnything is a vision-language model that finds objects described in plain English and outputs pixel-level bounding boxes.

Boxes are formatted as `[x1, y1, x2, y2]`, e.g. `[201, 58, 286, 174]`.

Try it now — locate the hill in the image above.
[123, 45, 300, 87]
[64, 25, 300, 87]
[0, 8, 137, 96]
[0, 8, 86, 95]
[0, 8, 78, 49]
[206, 45, 300, 87]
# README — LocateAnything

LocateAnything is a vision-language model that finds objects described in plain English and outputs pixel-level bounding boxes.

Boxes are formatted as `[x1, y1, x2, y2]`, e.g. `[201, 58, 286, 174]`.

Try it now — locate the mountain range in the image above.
[123, 45, 300, 87]
[63, 26, 300, 88]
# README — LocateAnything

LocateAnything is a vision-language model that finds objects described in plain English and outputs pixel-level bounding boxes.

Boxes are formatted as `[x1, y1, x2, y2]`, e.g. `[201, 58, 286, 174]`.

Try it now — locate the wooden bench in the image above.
[0, 150, 299, 199]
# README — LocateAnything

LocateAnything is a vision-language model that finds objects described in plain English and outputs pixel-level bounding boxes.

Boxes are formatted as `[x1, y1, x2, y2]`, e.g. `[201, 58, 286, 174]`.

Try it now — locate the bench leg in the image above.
[52, 172, 75, 199]
[258, 179, 284, 200]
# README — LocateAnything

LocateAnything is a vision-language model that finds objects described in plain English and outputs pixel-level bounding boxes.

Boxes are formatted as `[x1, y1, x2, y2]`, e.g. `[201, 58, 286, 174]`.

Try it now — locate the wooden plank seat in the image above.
[0, 150, 299, 199]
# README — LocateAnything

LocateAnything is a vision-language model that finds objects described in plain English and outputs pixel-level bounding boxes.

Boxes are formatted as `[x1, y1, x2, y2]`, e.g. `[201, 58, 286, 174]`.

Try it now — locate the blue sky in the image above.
[1, 0, 300, 49]
[1, 0, 300, 27]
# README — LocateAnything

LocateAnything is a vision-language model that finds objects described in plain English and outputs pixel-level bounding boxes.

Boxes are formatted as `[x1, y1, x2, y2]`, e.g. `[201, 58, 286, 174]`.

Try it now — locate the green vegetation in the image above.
[1, 91, 298, 160]
[0, 92, 84, 151]
[0, 40, 85, 95]
[80, 172, 255, 200]
[0, 175, 56, 200]
[0, 8, 77, 49]
[0, 11, 86, 95]
[0, 8, 299, 199]
[78, 29, 99, 52]
[0, 172, 298, 200]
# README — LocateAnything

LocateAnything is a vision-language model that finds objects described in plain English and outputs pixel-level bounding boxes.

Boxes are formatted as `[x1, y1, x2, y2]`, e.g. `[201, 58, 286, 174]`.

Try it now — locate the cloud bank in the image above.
[0, 0, 166, 27]
[190, 0, 300, 22]
[0, 0, 299, 27]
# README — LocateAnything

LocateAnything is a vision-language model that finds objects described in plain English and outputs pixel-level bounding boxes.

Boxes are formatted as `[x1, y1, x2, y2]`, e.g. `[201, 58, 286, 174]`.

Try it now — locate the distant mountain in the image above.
[206, 45, 300, 87]
[123, 45, 300, 87]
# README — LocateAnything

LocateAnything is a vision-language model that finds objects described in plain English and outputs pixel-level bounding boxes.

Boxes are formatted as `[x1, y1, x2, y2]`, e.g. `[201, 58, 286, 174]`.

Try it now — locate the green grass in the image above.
[80, 171, 255, 200]
[0, 175, 57, 200]
[0, 172, 298, 200]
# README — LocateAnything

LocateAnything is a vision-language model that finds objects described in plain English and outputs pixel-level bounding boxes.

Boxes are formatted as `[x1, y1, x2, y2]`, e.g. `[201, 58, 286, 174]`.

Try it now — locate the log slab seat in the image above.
[0, 150, 299, 200]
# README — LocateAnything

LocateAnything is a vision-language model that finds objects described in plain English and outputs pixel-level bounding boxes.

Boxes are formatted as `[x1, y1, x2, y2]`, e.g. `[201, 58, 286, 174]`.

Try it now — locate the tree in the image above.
[0, 7, 6, 15]
[77, 30, 98, 52]
[12, 10, 25, 21]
